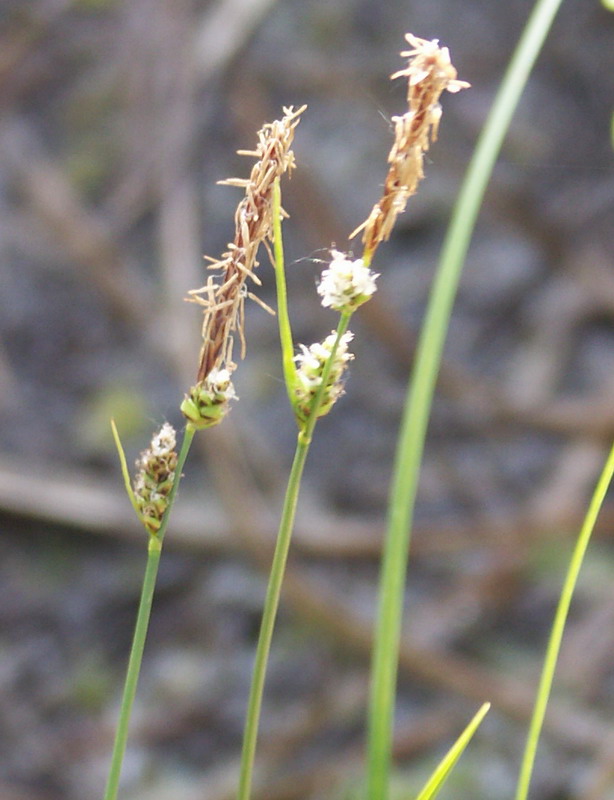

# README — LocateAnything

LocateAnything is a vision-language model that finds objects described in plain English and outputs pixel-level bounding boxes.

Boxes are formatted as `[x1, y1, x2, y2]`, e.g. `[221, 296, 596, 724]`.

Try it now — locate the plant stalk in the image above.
[238, 195, 352, 797]
[271, 178, 297, 402]
[236, 432, 310, 800]
[103, 425, 195, 800]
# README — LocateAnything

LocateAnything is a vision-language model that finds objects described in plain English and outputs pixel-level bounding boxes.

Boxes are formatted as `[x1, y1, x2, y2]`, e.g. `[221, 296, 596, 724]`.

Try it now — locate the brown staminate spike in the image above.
[188, 105, 306, 383]
[351, 34, 469, 262]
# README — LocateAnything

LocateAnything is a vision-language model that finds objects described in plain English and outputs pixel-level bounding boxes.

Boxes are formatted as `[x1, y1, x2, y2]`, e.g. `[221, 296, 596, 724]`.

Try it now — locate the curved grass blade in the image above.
[110, 419, 141, 520]
[514, 443, 614, 800]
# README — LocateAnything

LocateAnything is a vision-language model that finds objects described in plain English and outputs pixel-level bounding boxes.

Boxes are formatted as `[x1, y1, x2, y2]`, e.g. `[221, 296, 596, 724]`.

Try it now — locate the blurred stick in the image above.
[194, 0, 280, 82]
[2, 456, 614, 563]
[2, 121, 152, 327]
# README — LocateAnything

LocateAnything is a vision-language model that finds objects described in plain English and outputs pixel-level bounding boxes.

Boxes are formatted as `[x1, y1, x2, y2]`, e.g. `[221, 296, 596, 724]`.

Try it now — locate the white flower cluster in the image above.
[204, 368, 237, 401]
[133, 423, 178, 535]
[317, 250, 378, 312]
[293, 331, 354, 420]
[181, 367, 237, 430]
[149, 422, 177, 458]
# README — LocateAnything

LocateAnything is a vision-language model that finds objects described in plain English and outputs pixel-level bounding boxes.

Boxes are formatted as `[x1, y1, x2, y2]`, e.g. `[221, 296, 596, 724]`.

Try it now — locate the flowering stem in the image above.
[237, 431, 310, 800]
[102, 537, 161, 800]
[103, 425, 195, 800]
[238, 306, 352, 798]
[271, 178, 297, 401]
[366, 1, 566, 797]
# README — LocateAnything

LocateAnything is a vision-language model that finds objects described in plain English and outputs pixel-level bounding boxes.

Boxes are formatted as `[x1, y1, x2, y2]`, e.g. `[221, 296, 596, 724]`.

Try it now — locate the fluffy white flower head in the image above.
[293, 331, 354, 421]
[317, 250, 378, 312]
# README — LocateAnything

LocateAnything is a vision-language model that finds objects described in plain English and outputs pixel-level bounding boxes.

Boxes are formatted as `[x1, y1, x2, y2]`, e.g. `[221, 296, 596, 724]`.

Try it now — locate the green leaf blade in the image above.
[414, 702, 491, 800]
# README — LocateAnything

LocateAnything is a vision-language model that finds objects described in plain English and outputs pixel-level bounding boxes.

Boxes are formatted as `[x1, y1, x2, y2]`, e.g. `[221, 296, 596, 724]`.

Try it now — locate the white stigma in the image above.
[317, 250, 378, 312]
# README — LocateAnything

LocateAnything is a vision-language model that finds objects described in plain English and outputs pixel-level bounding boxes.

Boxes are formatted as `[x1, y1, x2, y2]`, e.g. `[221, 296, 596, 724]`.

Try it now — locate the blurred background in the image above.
[1, 0, 614, 798]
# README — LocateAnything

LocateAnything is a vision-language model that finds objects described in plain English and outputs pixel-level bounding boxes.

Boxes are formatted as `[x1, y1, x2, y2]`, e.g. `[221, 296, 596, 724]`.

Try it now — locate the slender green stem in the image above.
[515, 442, 614, 800]
[366, 2, 565, 797]
[103, 425, 195, 800]
[271, 179, 297, 401]
[103, 537, 162, 800]
[238, 228, 352, 799]
[237, 433, 310, 800]
[270, 172, 352, 431]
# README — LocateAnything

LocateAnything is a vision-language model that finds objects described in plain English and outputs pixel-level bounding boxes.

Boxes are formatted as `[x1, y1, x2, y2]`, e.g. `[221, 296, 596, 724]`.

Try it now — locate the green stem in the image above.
[238, 268, 351, 799]
[271, 178, 297, 401]
[515, 442, 614, 800]
[237, 312, 349, 800]
[103, 537, 162, 800]
[366, 1, 566, 797]
[110, 419, 142, 520]
[103, 425, 195, 800]
[237, 433, 310, 800]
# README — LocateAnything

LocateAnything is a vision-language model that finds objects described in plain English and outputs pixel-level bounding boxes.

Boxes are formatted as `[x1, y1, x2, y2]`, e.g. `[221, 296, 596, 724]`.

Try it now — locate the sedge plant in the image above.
[103, 106, 305, 799]
[237, 184, 379, 800]
[102, 9, 611, 800]
[104, 31, 477, 800]
[237, 34, 472, 800]
[363, 7, 614, 800]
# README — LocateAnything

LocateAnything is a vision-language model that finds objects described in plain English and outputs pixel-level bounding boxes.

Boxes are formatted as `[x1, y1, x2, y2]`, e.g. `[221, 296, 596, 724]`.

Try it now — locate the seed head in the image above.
[293, 331, 354, 422]
[317, 250, 378, 313]
[133, 423, 178, 536]
[351, 34, 469, 260]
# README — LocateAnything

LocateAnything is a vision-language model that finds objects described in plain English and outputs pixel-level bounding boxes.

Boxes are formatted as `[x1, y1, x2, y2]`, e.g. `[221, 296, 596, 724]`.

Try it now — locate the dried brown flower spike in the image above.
[182, 106, 305, 431]
[189, 105, 306, 384]
[352, 34, 469, 262]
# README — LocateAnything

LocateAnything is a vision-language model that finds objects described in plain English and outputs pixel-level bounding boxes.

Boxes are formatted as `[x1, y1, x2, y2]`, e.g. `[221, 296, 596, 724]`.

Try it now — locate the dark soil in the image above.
[1, 1, 614, 798]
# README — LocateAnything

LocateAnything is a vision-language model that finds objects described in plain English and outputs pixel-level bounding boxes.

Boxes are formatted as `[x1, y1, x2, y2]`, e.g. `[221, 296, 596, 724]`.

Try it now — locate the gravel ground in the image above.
[1, 1, 614, 799]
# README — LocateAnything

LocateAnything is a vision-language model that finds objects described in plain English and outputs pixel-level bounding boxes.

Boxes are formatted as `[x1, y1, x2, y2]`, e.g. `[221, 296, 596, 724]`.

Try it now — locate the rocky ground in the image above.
[1, 1, 614, 798]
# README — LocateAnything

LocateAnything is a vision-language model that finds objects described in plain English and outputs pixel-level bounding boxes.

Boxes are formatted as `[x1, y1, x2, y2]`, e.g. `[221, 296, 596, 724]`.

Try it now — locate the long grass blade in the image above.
[514, 443, 614, 800]
[366, 2, 567, 797]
